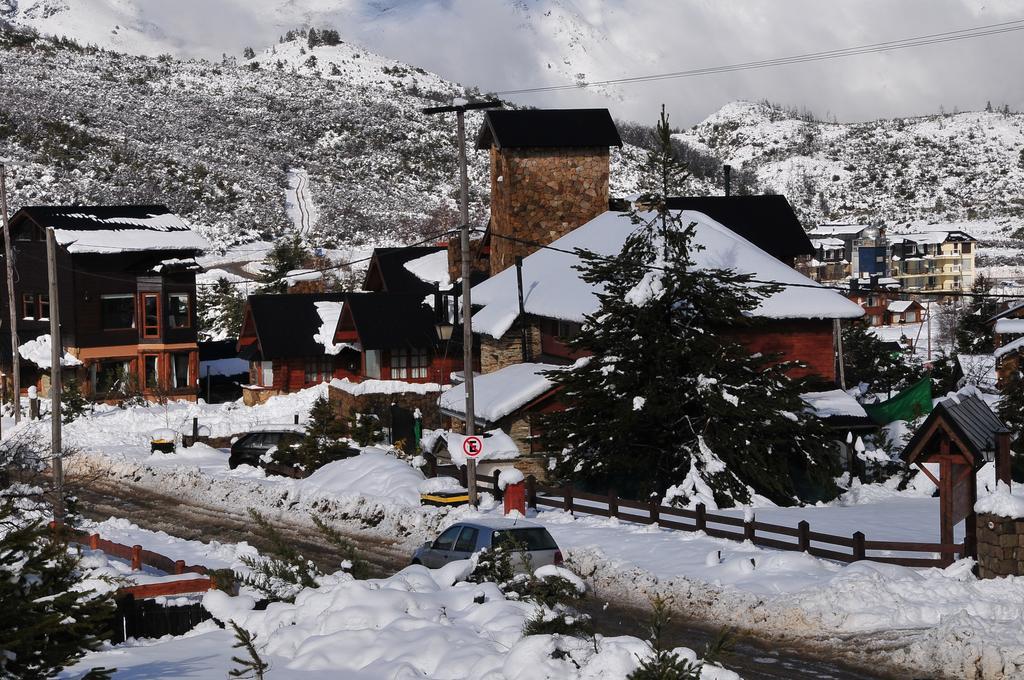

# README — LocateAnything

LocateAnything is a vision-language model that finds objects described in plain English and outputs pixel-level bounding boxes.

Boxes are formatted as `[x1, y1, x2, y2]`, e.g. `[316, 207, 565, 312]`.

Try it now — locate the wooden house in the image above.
[887, 299, 924, 325]
[237, 293, 359, 403]
[0, 205, 206, 401]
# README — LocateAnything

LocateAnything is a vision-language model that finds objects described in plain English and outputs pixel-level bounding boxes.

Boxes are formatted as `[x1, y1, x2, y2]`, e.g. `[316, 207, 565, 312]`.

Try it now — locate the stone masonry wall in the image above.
[489, 146, 610, 277]
[977, 512, 1024, 578]
[480, 320, 543, 374]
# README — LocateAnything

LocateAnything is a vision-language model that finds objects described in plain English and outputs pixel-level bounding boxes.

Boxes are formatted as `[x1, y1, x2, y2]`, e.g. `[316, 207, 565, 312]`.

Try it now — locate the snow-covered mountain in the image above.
[678, 100, 1024, 245]
[0, 25, 650, 253]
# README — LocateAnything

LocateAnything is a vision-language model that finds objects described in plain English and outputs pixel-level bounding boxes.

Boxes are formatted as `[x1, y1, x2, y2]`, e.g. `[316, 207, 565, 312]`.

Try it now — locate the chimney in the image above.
[724, 164, 732, 197]
[996, 430, 1012, 489]
[478, 109, 622, 277]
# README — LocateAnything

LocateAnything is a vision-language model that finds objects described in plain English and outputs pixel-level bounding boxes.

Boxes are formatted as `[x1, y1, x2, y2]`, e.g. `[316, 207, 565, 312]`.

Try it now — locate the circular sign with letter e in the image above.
[463, 435, 484, 459]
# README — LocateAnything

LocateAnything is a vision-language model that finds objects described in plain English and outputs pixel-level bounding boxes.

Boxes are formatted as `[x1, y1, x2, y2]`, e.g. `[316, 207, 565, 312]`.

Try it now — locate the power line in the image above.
[479, 227, 1024, 301]
[494, 18, 1024, 96]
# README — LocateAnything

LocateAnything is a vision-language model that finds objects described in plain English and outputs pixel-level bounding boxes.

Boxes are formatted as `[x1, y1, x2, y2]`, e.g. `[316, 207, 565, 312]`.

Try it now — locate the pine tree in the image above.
[347, 408, 383, 447]
[197, 277, 246, 341]
[628, 597, 702, 680]
[999, 367, 1024, 478]
[307, 28, 321, 48]
[271, 396, 349, 471]
[242, 46, 255, 60]
[259, 236, 310, 294]
[0, 496, 116, 677]
[954, 274, 1000, 355]
[62, 376, 90, 424]
[541, 106, 837, 507]
[228, 621, 269, 679]
[842, 319, 923, 397]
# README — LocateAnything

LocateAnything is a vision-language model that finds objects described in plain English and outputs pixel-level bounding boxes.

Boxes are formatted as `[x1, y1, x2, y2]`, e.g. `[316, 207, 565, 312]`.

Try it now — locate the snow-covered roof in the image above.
[889, 230, 976, 245]
[439, 363, 559, 423]
[810, 237, 845, 249]
[995, 336, 1024, 359]
[15, 206, 209, 254]
[994, 318, 1024, 335]
[329, 378, 445, 396]
[312, 301, 354, 355]
[800, 389, 868, 419]
[887, 300, 918, 313]
[403, 249, 452, 290]
[18, 334, 82, 369]
[471, 210, 865, 339]
[809, 224, 869, 237]
[956, 354, 998, 390]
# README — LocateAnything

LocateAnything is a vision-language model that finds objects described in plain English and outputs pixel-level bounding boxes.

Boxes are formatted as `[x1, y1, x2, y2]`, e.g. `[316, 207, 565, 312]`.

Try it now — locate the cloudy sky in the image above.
[12, 0, 1024, 125]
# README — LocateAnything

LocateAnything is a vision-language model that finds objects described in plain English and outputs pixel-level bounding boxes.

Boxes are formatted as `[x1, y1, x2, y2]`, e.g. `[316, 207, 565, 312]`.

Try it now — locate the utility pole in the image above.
[927, 300, 933, 361]
[46, 227, 64, 526]
[0, 164, 20, 423]
[423, 98, 502, 506]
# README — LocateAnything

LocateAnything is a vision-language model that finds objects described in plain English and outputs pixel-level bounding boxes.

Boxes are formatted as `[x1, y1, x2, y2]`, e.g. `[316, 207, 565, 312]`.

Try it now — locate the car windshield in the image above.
[491, 528, 558, 551]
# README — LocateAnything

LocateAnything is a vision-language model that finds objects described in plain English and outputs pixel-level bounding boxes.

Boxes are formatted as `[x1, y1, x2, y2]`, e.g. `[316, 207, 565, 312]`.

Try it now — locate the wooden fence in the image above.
[422, 467, 963, 568]
[523, 478, 964, 568]
[59, 525, 220, 598]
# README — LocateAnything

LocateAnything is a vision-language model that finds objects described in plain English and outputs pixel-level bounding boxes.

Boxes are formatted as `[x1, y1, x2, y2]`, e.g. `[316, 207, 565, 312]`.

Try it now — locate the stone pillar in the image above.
[976, 513, 1024, 578]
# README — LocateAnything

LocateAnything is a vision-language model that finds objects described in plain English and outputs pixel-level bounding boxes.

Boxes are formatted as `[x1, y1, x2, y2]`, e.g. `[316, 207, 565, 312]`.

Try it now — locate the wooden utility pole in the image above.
[423, 99, 502, 506]
[834, 318, 846, 389]
[46, 227, 64, 525]
[0, 164, 20, 423]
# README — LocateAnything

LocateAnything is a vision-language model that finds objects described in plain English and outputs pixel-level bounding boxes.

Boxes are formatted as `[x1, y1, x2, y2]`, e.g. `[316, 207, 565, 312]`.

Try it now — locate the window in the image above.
[492, 528, 558, 551]
[390, 348, 429, 380]
[365, 350, 381, 379]
[143, 354, 159, 389]
[556, 320, 581, 341]
[906, 311, 918, 323]
[170, 352, 190, 389]
[92, 359, 131, 394]
[101, 294, 135, 330]
[304, 357, 333, 384]
[37, 294, 49, 321]
[21, 293, 36, 320]
[453, 527, 479, 553]
[432, 526, 462, 551]
[167, 293, 190, 328]
[142, 293, 160, 337]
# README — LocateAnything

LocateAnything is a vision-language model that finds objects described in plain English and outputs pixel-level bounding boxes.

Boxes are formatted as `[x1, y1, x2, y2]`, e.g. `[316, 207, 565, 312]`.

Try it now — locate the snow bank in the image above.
[801, 389, 868, 418]
[297, 449, 426, 506]
[330, 377, 444, 395]
[975, 481, 1024, 519]
[18, 334, 82, 369]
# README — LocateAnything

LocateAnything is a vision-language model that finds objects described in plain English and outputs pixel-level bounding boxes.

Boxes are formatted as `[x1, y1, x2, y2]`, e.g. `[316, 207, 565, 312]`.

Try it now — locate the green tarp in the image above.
[863, 377, 934, 425]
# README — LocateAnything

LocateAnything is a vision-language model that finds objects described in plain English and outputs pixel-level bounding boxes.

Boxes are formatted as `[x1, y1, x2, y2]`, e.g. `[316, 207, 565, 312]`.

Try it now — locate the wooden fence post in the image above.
[428, 454, 437, 478]
[649, 498, 660, 526]
[459, 466, 468, 488]
[89, 533, 100, 550]
[192, 417, 199, 440]
[174, 560, 186, 575]
[798, 521, 810, 552]
[744, 514, 755, 542]
[695, 503, 706, 532]
[563, 485, 574, 514]
[607, 489, 618, 519]
[852, 531, 865, 561]
[294, 414, 299, 425]
[526, 475, 537, 510]
[131, 544, 142, 571]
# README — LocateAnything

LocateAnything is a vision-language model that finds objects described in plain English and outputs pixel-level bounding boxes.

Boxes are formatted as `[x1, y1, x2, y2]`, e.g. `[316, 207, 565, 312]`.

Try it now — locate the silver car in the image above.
[412, 518, 563, 570]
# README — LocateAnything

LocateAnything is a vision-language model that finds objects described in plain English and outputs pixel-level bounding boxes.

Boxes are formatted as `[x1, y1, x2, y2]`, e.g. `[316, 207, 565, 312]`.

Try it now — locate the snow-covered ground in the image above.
[12, 385, 1024, 677]
[59, 517, 737, 680]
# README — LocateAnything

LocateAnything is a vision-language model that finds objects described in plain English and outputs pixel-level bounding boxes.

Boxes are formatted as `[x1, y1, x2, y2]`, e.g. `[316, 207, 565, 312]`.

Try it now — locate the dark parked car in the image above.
[229, 425, 359, 475]
[411, 518, 563, 570]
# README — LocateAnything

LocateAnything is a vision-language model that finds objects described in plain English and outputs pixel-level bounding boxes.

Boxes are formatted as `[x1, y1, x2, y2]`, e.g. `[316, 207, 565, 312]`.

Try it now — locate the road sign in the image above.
[463, 435, 484, 459]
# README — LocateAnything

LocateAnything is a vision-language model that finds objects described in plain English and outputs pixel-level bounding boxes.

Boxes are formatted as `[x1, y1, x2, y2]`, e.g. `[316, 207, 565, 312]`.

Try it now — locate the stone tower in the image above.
[476, 109, 622, 277]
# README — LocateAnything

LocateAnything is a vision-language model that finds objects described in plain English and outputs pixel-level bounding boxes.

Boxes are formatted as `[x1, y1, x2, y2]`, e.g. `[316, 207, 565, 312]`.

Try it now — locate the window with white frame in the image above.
[389, 348, 429, 380]
[304, 357, 333, 384]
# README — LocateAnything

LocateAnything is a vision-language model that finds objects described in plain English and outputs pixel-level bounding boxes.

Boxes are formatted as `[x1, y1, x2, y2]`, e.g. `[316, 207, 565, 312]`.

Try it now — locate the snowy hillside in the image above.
[678, 100, 1024, 233]
[0, 26, 653, 254]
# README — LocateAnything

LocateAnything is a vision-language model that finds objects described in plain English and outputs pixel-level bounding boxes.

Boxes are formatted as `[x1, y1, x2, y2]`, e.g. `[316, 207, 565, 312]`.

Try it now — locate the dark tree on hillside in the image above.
[955, 274, 1001, 355]
[259, 236, 311, 294]
[541, 106, 837, 507]
[842, 319, 922, 397]
[307, 28, 321, 48]
[320, 29, 341, 46]
[242, 46, 255, 60]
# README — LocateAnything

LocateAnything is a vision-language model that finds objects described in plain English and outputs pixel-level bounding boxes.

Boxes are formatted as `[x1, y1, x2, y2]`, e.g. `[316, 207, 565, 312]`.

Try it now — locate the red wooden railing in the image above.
[57, 525, 219, 598]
